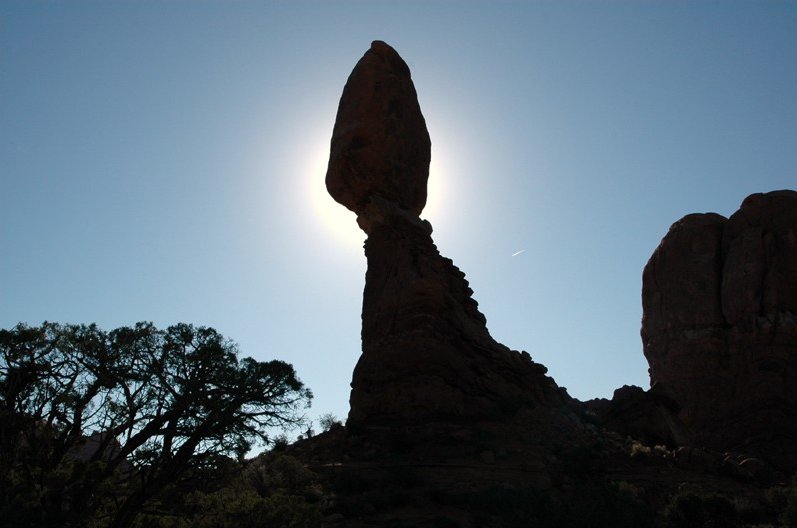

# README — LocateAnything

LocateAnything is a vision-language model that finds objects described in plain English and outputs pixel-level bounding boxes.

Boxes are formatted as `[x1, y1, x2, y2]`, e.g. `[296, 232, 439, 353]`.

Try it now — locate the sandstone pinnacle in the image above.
[325, 41, 431, 219]
[326, 42, 573, 428]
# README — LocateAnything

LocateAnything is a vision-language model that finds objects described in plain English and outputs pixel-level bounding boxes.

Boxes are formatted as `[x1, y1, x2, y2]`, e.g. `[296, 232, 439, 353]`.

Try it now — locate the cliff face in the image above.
[642, 190, 797, 469]
[325, 41, 571, 428]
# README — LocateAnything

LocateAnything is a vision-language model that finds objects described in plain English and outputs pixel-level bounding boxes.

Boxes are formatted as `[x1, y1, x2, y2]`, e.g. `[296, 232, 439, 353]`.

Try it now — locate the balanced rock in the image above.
[641, 190, 797, 470]
[326, 41, 431, 217]
[326, 42, 573, 428]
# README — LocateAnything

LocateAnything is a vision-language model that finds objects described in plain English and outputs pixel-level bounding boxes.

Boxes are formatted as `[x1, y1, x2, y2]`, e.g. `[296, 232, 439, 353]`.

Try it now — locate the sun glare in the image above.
[307, 138, 364, 249]
[306, 135, 448, 248]
[425, 152, 445, 224]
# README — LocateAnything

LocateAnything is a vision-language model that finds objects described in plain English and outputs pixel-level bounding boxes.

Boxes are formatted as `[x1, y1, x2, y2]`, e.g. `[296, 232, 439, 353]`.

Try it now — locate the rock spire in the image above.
[326, 41, 570, 427]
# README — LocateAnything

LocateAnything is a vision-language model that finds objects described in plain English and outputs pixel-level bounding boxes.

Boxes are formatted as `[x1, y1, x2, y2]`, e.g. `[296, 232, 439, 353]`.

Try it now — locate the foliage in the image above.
[559, 441, 607, 477]
[423, 480, 654, 528]
[779, 475, 797, 528]
[629, 441, 653, 458]
[663, 491, 739, 528]
[130, 486, 322, 528]
[271, 434, 290, 452]
[318, 413, 343, 432]
[111, 453, 323, 528]
[0, 322, 312, 528]
[628, 440, 668, 459]
[245, 453, 323, 503]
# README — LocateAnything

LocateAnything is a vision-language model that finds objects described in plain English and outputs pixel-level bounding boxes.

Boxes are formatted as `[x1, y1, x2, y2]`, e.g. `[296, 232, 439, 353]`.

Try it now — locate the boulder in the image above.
[325, 41, 431, 217]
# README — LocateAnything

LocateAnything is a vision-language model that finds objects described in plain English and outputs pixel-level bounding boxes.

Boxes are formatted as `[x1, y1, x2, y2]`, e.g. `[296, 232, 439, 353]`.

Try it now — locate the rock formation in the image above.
[326, 40, 430, 218]
[326, 41, 572, 427]
[585, 384, 692, 448]
[295, 43, 796, 526]
[641, 190, 797, 470]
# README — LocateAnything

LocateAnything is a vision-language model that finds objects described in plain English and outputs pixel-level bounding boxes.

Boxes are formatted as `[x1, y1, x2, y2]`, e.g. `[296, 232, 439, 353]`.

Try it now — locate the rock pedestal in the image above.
[350, 200, 563, 426]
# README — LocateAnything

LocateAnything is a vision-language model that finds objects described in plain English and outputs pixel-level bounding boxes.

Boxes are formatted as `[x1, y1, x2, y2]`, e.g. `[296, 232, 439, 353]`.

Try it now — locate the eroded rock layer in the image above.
[642, 190, 797, 470]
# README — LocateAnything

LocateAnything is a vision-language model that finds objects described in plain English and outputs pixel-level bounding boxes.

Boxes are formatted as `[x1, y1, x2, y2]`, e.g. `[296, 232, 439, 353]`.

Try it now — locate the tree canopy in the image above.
[0, 322, 312, 528]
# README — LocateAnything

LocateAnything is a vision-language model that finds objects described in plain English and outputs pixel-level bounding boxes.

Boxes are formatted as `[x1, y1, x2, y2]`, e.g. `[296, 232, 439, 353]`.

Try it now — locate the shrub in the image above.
[318, 413, 343, 432]
[783, 476, 797, 528]
[663, 491, 740, 528]
[629, 441, 652, 458]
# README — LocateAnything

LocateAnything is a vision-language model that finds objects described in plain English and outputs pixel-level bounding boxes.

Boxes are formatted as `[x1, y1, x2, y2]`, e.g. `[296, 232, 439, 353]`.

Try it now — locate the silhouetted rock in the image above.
[642, 190, 797, 470]
[296, 43, 795, 527]
[585, 384, 692, 448]
[722, 191, 797, 326]
[326, 41, 573, 428]
[351, 203, 569, 426]
[326, 41, 431, 217]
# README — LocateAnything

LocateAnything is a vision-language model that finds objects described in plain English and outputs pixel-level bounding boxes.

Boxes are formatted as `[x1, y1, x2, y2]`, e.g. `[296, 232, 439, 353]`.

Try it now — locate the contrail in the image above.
[511, 250, 526, 257]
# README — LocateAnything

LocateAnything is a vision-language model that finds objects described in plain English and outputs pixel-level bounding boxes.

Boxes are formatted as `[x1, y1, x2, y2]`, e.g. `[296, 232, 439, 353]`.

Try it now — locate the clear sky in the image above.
[2, 1, 796, 428]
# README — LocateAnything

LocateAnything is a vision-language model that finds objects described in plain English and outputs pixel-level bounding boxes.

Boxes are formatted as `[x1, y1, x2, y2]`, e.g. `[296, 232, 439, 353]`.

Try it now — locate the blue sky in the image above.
[2, 1, 796, 428]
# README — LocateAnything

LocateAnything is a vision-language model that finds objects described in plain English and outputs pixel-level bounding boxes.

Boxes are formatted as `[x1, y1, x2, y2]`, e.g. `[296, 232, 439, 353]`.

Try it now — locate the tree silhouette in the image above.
[0, 322, 312, 528]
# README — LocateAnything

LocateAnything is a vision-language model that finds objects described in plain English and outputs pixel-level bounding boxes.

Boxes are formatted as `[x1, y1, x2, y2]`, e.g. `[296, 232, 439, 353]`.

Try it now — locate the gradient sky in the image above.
[2, 2, 796, 429]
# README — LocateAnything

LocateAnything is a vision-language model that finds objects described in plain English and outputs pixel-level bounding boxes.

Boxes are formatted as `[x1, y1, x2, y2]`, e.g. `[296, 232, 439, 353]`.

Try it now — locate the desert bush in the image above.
[130, 487, 322, 528]
[246, 453, 323, 504]
[332, 465, 370, 494]
[663, 491, 739, 528]
[782, 476, 797, 528]
[559, 481, 655, 528]
[271, 434, 290, 452]
[318, 413, 343, 432]
[560, 441, 607, 476]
